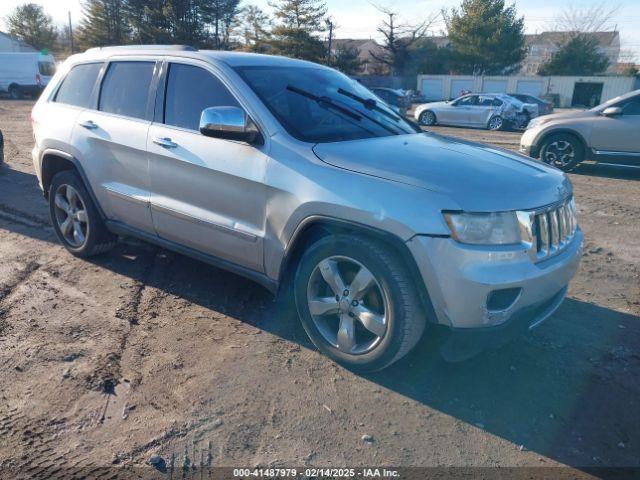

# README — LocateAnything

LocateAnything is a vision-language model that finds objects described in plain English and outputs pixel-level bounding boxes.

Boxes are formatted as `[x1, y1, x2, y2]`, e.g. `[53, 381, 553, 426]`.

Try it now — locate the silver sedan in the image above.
[415, 93, 538, 130]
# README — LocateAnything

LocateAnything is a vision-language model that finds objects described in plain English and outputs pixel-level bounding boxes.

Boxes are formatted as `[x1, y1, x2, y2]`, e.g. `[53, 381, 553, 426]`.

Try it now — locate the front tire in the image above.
[49, 170, 116, 257]
[419, 110, 437, 126]
[9, 85, 23, 100]
[539, 134, 584, 171]
[294, 234, 426, 372]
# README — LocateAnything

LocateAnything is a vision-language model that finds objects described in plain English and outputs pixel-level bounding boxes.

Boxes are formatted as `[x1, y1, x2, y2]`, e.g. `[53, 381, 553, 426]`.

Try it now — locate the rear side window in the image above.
[38, 61, 56, 76]
[99, 62, 155, 120]
[54, 63, 102, 108]
[164, 63, 240, 131]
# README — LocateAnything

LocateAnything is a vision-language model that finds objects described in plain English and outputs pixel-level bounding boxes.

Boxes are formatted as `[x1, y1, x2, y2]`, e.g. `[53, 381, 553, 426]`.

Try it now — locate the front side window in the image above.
[164, 63, 240, 131]
[621, 99, 640, 116]
[54, 63, 102, 108]
[455, 96, 476, 107]
[99, 61, 155, 120]
[235, 66, 418, 143]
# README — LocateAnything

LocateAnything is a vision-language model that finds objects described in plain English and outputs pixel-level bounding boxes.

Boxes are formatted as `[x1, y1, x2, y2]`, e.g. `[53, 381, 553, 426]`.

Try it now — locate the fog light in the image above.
[487, 288, 522, 312]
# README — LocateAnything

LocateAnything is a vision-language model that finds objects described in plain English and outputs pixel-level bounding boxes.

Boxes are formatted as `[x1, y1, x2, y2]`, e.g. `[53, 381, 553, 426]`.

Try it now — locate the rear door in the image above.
[73, 59, 157, 232]
[469, 95, 495, 126]
[147, 60, 267, 272]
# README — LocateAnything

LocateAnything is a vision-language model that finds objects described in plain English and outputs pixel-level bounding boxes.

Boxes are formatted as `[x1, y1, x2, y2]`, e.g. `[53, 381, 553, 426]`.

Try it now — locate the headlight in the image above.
[527, 117, 547, 129]
[443, 211, 521, 245]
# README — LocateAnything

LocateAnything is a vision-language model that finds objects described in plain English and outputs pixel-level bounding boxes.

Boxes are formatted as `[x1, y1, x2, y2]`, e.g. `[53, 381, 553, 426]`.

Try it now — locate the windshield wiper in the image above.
[286, 85, 361, 121]
[286, 85, 401, 136]
[337, 88, 402, 122]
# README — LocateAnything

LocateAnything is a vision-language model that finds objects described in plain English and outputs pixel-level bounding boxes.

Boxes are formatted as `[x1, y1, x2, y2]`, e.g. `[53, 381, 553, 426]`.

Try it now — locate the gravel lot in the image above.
[0, 99, 639, 476]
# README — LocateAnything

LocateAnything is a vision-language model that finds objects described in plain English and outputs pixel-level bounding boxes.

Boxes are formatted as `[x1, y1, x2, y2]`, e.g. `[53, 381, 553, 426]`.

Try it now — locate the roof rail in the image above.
[85, 45, 198, 53]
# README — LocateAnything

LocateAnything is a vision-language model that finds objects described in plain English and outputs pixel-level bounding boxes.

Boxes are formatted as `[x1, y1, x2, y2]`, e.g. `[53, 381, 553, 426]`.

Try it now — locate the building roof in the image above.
[524, 31, 619, 46]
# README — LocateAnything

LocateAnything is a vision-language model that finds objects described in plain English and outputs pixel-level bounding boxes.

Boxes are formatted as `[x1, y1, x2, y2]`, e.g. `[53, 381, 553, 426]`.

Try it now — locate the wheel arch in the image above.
[536, 129, 589, 158]
[40, 149, 107, 220]
[278, 216, 438, 322]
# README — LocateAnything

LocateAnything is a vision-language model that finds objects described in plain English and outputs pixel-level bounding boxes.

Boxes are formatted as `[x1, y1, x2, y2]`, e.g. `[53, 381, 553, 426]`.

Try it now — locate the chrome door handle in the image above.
[152, 137, 178, 148]
[79, 120, 98, 130]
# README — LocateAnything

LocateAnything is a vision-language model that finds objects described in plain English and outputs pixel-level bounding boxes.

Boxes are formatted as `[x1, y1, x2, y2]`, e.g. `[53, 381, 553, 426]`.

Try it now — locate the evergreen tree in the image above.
[126, 0, 173, 44]
[332, 46, 363, 75]
[237, 5, 272, 53]
[77, 0, 130, 49]
[5, 3, 58, 51]
[204, 0, 242, 49]
[445, 0, 526, 75]
[538, 34, 610, 76]
[269, 0, 327, 62]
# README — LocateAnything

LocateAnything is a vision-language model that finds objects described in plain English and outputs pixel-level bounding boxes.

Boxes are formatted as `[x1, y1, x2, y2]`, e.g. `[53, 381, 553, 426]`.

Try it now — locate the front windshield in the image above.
[235, 66, 419, 143]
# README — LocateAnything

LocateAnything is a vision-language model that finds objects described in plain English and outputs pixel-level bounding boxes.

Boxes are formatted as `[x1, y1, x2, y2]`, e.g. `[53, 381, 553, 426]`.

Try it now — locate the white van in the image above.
[0, 52, 56, 99]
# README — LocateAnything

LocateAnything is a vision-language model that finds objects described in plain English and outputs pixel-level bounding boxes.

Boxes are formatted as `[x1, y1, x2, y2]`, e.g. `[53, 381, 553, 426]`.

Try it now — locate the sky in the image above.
[1, 0, 639, 59]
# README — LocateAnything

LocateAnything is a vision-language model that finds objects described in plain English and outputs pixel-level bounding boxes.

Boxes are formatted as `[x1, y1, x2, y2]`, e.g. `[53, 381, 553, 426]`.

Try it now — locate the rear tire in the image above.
[8, 85, 23, 100]
[294, 234, 426, 372]
[49, 170, 116, 257]
[539, 133, 584, 171]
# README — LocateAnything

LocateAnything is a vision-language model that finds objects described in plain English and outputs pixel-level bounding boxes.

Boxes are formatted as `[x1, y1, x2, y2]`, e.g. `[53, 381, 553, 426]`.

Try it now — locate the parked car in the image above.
[0, 52, 56, 99]
[370, 87, 410, 116]
[32, 46, 582, 371]
[415, 93, 537, 130]
[510, 93, 554, 116]
[521, 89, 640, 171]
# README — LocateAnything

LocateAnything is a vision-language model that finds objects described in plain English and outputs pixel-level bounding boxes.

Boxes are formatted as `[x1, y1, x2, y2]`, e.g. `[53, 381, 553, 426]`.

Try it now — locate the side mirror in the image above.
[199, 106, 263, 145]
[602, 106, 622, 117]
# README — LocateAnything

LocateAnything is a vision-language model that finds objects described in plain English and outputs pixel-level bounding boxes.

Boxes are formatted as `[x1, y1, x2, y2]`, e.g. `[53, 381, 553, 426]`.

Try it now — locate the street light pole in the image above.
[68, 11, 74, 54]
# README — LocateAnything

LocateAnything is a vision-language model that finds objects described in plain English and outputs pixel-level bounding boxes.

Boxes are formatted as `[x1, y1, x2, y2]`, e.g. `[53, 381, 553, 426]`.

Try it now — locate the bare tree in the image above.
[552, 1, 620, 34]
[369, 4, 438, 75]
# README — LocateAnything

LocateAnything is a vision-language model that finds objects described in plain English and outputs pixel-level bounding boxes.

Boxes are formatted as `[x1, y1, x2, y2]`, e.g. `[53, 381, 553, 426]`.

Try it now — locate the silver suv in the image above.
[521, 89, 640, 171]
[32, 46, 583, 371]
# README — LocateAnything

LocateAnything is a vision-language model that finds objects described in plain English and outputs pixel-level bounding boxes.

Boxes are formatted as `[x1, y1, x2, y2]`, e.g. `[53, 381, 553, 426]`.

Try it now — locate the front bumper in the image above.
[519, 128, 540, 157]
[407, 229, 583, 330]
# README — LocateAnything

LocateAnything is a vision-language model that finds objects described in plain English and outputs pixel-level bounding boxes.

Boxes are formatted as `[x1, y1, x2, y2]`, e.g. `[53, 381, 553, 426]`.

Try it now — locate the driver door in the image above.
[147, 60, 268, 272]
[591, 97, 640, 163]
[442, 95, 476, 125]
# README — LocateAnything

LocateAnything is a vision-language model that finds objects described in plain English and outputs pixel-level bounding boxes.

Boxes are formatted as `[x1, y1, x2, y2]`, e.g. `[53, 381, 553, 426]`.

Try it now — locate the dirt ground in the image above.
[0, 99, 639, 477]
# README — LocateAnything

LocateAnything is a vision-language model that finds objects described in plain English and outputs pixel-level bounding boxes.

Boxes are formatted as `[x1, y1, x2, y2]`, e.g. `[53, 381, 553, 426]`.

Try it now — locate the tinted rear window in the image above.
[164, 63, 240, 131]
[99, 62, 155, 120]
[54, 63, 102, 108]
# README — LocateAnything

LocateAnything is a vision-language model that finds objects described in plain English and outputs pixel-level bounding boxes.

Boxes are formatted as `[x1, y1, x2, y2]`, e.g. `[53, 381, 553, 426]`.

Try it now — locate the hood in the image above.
[419, 101, 449, 110]
[537, 109, 593, 122]
[313, 133, 572, 212]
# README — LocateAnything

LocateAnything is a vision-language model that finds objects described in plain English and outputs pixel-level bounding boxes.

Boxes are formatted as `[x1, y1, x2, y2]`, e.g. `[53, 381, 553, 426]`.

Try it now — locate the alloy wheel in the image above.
[544, 140, 575, 167]
[53, 184, 89, 248]
[488, 116, 503, 130]
[420, 111, 435, 126]
[306, 255, 388, 355]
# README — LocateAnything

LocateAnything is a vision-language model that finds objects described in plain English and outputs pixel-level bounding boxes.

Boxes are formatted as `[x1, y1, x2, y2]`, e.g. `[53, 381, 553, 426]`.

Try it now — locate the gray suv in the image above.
[31, 46, 583, 371]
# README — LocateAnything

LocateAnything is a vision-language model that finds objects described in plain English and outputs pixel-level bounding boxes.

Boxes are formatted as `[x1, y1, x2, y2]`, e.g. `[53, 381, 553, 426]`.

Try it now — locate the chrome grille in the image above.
[531, 198, 578, 261]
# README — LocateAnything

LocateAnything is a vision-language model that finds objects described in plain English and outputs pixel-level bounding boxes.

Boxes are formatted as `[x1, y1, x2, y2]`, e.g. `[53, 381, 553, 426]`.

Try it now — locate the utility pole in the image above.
[68, 11, 74, 54]
[326, 19, 334, 66]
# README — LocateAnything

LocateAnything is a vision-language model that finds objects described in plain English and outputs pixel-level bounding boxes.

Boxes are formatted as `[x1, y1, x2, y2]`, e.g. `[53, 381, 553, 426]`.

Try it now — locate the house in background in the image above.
[0, 32, 36, 52]
[522, 31, 620, 75]
[327, 39, 385, 74]
[423, 31, 621, 76]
